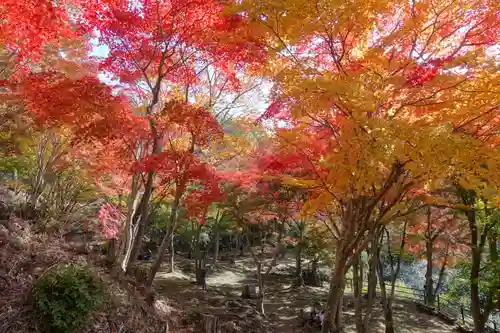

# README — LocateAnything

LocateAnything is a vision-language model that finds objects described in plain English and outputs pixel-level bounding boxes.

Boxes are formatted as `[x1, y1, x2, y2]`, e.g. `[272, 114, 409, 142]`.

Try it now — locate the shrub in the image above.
[32, 264, 105, 333]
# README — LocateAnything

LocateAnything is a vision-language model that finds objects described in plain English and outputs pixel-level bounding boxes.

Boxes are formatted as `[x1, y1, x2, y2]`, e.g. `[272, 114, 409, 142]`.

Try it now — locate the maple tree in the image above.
[83, 0, 265, 276]
[407, 205, 469, 305]
[9, 0, 266, 278]
[2, 0, 500, 331]
[0, 0, 82, 61]
[237, 0, 500, 331]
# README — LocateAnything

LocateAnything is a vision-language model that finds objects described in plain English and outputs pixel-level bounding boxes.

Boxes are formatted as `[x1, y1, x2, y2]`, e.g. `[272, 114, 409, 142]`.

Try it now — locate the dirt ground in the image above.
[151, 252, 457, 333]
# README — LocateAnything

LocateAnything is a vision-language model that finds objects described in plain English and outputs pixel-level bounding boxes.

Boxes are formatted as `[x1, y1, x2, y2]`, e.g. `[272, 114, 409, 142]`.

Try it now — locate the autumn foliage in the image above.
[0, 0, 499, 332]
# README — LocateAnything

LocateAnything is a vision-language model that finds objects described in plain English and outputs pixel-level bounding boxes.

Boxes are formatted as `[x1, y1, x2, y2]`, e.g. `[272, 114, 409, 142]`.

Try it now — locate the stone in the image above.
[219, 321, 240, 333]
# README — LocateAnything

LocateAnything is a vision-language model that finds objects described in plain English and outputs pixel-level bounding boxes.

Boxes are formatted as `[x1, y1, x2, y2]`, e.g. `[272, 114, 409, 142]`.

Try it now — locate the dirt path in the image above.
[152, 254, 456, 333]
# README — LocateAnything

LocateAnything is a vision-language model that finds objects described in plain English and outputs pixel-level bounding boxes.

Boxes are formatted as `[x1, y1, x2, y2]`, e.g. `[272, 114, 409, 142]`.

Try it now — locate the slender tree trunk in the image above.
[470, 248, 486, 333]
[295, 246, 304, 287]
[362, 241, 379, 329]
[367, 237, 378, 302]
[433, 244, 449, 298]
[239, 233, 244, 256]
[195, 224, 203, 284]
[425, 238, 434, 305]
[146, 184, 183, 286]
[378, 222, 406, 333]
[311, 258, 319, 286]
[295, 224, 304, 287]
[126, 170, 155, 274]
[168, 231, 175, 273]
[259, 229, 264, 253]
[246, 232, 281, 315]
[213, 210, 220, 265]
[468, 205, 487, 333]
[424, 206, 435, 305]
[116, 180, 140, 273]
[256, 261, 265, 314]
[188, 220, 195, 259]
[383, 306, 394, 333]
[378, 257, 395, 333]
[234, 234, 239, 254]
[322, 253, 347, 333]
[213, 228, 220, 265]
[353, 256, 365, 333]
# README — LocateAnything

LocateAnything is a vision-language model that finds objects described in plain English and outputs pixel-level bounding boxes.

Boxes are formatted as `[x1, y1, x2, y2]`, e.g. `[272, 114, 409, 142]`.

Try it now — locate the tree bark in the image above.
[378, 257, 395, 333]
[201, 314, 218, 333]
[126, 170, 155, 274]
[256, 261, 265, 314]
[311, 258, 319, 286]
[213, 210, 221, 265]
[146, 183, 183, 286]
[295, 223, 304, 287]
[245, 232, 281, 315]
[239, 233, 244, 256]
[322, 253, 347, 333]
[425, 237, 434, 305]
[424, 206, 435, 305]
[114, 169, 141, 274]
[195, 224, 203, 284]
[383, 306, 395, 333]
[353, 256, 365, 333]
[378, 222, 406, 333]
[168, 231, 175, 273]
[188, 220, 195, 259]
[433, 244, 449, 298]
[259, 229, 264, 253]
[367, 237, 378, 302]
[363, 246, 378, 329]
[464, 193, 489, 333]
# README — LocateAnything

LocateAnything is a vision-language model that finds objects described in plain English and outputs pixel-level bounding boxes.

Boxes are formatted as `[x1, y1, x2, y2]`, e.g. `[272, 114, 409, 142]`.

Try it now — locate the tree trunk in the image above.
[188, 220, 195, 259]
[115, 175, 140, 273]
[241, 284, 252, 299]
[378, 222, 406, 333]
[168, 231, 175, 273]
[424, 206, 435, 305]
[322, 253, 347, 333]
[434, 244, 449, 298]
[353, 256, 364, 333]
[106, 239, 116, 265]
[259, 230, 265, 253]
[213, 228, 220, 265]
[468, 206, 487, 333]
[383, 306, 395, 333]
[126, 170, 155, 274]
[295, 245, 304, 287]
[213, 210, 220, 265]
[195, 224, 203, 284]
[470, 247, 486, 333]
[295, 225, 304, 287]
[367, 238, 378, 302]
[201, 314, 218, 333]
[363, 244, 378, 329]
[353, 250, 375, 333]
[256, 261, 265, 314]
[425, 237, 434, 305]
[311, 258, 319, 286]
[146, 184, 183, 286]
[378, 257, 395, 333]
[245, 231, 282, 315]
[239, 233, 244, 256]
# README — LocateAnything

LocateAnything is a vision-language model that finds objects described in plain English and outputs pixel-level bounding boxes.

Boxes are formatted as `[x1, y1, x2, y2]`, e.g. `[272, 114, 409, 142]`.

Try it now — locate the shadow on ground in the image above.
[152, 253, 456, 333]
